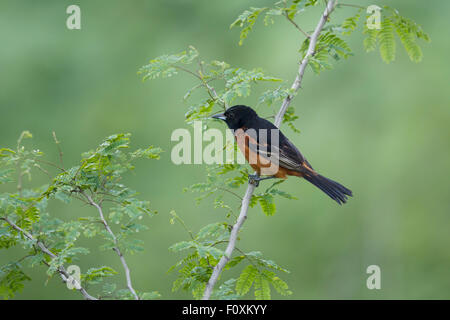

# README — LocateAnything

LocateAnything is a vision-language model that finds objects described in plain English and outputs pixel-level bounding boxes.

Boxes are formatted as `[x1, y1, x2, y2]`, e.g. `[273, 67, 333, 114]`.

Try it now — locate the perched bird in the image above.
[212, 105, 352, 204]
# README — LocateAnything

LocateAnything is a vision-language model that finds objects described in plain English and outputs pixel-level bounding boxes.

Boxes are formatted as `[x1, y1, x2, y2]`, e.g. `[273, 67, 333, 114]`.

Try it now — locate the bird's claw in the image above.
[248, 174, 260, 187]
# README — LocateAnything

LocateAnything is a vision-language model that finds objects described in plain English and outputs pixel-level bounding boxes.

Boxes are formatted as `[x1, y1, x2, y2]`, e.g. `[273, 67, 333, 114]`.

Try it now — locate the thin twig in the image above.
[34, 159, 66, 173]
[217, 187, 243, 201]
[174, 65, 202, 80]
[176, 65, 226, 109]
[338, 3, 365, 9]
[202, 0, 338, 300]
[16, 167, 23, 198]
[0, 217, 97, 300]
[81, 192, 140, 300]
[52, 131, 65, 170]
[171, 211, 195, 241]
[283, 11, 310, 38]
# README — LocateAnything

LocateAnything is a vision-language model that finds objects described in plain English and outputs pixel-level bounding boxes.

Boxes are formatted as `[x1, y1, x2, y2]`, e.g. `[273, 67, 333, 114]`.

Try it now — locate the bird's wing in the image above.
[247, 128, 314, 172]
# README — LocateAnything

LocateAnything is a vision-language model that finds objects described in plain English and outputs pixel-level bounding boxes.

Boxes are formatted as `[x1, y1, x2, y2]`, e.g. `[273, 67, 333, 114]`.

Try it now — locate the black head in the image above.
[211, 105, 258, 130]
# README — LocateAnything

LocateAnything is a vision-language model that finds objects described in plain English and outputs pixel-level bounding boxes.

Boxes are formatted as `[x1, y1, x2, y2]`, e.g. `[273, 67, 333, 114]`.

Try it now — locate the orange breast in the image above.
[234, 128, 302, 178]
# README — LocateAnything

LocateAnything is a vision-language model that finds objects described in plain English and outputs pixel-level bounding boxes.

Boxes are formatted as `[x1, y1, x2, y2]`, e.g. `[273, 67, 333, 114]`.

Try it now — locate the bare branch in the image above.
[202, 0, 338, 300]
[1, 217, 97, 300]
[82, 192, 140, 300]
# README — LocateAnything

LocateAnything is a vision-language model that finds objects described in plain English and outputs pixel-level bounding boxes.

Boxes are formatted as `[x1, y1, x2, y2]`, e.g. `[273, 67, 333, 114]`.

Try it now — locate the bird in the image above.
[212, 105, 352, 205]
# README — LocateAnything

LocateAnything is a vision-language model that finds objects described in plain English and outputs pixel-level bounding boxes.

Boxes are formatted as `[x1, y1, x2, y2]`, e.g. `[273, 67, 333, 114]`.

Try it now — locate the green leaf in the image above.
[121, 238, 145, 254]
[254, 273, 271, 300]
[192, 281, 206, 300]
[394, 16, 424, 63]
[169, 241, 196, 252]
[138, 46, 199, 80]
[15, 206, 40, 231]
[196, 222, 229, 240]
[0, 168, 14, 184]
[82, 266, 117, 285]
[0, 226, 17, 249]
[131, 146, 163, 160]
[245, 251, 290, 273]
[54, 190, 71, 204]
[258, 194, 276, 216]
[363, 27, 379, 52]
[258, 87, 291, 106]
[230, 7, 268, 45]
[102, 282, 117, 296]
[379, 18, 396, 63]
[226, 255, 245, 269]
[342, 10, 362, 35]
[0, 263, 31, 299]
[235, 264, 258, 296]
[211, 279, 240, 300]
[196, 244, 223, 260]
[269, 275, 292, 296]
[140, 291, 161, 300]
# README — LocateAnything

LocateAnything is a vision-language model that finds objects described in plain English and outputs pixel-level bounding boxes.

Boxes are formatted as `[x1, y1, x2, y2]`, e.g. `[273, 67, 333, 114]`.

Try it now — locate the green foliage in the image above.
[363, 27, 379, 52]
[305, 30, 353, 74]
[141, 46, 282, 126]
[169, 212, 291, 300]
[0, 132, 161, 299]
[342, 9, 363, 35]
[138, 46, 199, 80]
[258, 87, 292, 107]
[209, 279, 239, 300]
[250, 180, 298, 216]
[140, 291, 162, 300]
[0, 263, 31, 299]
[393, 13, 428, 63]
[234, 252, 291, 299]
[283, 106, 301, 133]
[361, 6, 430, 63]
[168, 212, 228, 298]
[235, 265, 257, 295]
[82, 266, 117, 285]
[230, 7, 268, 46]
[230, 0, 319, 45]
[378, 17, 396, 63]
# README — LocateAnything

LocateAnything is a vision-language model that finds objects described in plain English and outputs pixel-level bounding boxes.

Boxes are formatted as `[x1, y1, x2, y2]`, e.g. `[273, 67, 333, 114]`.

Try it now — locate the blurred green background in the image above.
[1, 0, 449, 299]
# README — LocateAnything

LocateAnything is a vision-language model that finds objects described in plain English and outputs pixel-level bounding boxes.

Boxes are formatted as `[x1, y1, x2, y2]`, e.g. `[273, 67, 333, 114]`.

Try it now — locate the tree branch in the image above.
[201, 0, 337, 300]
[1, 217, 98, 300]
[283, 11, 310, 39]
[274, 0, 337, 126]
[82, 192, 140, 300]
[202, 185, 255, 299]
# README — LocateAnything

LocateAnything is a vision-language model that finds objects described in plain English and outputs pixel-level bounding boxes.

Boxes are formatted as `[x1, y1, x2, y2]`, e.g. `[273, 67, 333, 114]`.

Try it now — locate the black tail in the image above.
[303, 173, 352, 205]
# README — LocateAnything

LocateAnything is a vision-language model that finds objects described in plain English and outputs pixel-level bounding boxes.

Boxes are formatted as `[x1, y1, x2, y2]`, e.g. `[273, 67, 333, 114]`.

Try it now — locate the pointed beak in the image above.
[211, 113, 227, 121]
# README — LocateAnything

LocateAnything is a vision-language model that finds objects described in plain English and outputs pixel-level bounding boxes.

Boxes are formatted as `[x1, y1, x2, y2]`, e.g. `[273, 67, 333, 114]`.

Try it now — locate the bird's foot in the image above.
[248, 174, 261, 187]
[248, 174, 277, 187]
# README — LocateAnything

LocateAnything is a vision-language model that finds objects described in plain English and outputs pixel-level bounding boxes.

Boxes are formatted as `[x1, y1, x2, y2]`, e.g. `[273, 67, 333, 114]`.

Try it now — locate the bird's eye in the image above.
[227, 113, 234, 119]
